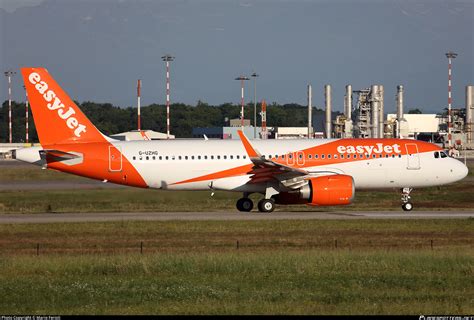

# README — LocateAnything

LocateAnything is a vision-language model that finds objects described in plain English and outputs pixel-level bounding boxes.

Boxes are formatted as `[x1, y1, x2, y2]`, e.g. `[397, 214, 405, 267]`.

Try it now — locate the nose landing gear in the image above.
[401, 187, 413, 211]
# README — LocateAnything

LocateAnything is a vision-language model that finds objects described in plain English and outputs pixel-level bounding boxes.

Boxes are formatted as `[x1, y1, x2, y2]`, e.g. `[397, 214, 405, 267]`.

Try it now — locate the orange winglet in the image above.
[237, 130, 260, 158]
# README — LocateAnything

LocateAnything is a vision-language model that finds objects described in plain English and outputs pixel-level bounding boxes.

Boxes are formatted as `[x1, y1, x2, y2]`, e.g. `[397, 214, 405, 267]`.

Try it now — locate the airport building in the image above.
[192, 126, 324, 140]
[192, 126, 258, 139]
[386, 114, 440, 140]
[110, 130, 175, 141]
[0, 143, 32, 159]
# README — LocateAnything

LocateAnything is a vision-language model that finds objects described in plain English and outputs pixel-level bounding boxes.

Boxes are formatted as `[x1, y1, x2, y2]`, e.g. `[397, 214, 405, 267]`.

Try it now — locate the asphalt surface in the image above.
[0, 210, 473, 224]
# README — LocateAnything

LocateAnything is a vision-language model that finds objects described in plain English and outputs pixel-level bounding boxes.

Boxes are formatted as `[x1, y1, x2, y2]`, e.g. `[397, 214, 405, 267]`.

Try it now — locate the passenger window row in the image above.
[132, 155, 248, 161]
[132, 153, 403, 161]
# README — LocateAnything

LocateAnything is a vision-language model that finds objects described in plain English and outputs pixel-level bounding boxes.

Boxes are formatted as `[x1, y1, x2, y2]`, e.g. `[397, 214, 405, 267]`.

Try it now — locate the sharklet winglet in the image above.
[237, 130, 261, 159]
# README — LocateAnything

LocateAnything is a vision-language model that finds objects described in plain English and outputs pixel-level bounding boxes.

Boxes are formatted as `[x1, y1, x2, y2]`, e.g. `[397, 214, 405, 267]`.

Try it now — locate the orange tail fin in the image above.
[21, 67, 105, 146]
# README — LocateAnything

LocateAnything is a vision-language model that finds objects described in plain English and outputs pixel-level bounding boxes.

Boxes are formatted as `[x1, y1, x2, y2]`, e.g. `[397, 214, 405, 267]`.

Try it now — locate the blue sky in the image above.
[1, 0, 473, 114]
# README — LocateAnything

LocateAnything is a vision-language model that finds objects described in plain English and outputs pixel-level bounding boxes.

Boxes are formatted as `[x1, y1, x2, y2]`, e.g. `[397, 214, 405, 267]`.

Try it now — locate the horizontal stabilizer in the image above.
[39, 149, 83, 165]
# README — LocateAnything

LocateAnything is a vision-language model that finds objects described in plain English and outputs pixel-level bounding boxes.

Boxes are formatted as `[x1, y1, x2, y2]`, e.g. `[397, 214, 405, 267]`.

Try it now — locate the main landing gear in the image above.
[236, 188, 277, 213]
[257, 199, 275, 213]
[401, 187, 414, 212]
[236, 197, 253, 212]
[236, 197, 276, 213]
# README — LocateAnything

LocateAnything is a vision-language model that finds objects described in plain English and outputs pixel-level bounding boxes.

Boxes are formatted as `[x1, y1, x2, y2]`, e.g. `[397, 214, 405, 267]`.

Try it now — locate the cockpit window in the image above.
[440, 151, 447, 158]
[434, 151, 439, 159]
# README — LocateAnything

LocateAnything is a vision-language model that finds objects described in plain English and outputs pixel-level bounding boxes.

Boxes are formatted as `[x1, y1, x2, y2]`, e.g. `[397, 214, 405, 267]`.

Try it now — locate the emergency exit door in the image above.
[405, 144, 420, 170]
[109, 146, 123, 172]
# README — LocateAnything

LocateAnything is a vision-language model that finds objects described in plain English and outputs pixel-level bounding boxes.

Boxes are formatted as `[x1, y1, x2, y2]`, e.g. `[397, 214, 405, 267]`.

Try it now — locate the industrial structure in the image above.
[337, 82, 474, 150]
[333, 85, 353, 139]
[324, 85, 332, 138]
[394, 85, 409, 138]
[352, 88, 370, 138]
[350, 85, 385, 139]
[307, 85, 313, 139]
[466, 85, 474, 145]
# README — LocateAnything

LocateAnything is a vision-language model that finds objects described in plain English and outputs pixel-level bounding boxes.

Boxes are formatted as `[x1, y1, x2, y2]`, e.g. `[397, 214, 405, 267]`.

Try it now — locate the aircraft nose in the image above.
[459, 162, 469, 180]
[451, 160, 469, 182]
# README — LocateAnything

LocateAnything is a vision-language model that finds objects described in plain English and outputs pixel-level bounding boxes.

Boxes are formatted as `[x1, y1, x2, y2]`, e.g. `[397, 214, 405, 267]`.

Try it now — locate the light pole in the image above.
[446, 51, 457, 148]
[235, 76, 250, 130]
[4, 70, 16, 143]
[137, 79, 141, 131]
[162, 54, 174, 139]
[251, 72, 259, 139]
[23, 85, 29, 143]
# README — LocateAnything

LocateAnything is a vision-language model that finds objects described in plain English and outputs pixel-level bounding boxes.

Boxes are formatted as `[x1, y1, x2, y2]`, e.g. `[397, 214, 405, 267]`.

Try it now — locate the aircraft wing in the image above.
[237, 130, 310, 187]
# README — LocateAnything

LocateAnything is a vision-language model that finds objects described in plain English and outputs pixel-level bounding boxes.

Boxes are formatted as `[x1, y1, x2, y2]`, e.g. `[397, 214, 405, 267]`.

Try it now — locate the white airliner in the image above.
[14, 68, 468, 212]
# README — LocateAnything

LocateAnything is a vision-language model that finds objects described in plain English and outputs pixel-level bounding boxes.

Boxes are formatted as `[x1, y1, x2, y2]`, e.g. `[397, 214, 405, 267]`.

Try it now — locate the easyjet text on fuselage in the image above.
[337, 143, 402, 155]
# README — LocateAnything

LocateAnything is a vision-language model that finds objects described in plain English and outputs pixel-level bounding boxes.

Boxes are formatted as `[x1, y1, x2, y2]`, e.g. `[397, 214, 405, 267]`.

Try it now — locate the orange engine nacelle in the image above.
[273, 175, 355, 206]
[306, 175, 354, 206]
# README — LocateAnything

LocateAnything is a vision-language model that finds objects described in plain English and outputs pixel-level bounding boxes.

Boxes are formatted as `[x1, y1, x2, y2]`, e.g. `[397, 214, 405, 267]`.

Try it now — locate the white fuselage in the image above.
[15, 138, 468, 194]
[111, 138, 468, 192]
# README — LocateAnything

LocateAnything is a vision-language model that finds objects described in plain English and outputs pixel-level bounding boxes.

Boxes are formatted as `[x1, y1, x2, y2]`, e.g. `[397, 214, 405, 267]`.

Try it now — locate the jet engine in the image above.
[273, 175, 355, 206]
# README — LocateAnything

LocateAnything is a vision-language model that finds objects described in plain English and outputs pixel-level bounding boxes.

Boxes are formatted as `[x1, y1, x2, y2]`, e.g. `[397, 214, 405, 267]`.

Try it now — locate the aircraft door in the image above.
[405, 144, 420, 170]
[109, 146, 123, 172]
[296, 151, 305, 166]
[286, 152, 295, 166]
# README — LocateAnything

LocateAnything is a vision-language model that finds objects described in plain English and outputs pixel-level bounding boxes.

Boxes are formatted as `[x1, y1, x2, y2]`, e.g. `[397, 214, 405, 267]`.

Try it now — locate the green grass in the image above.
[0, 188, 236, 213]
[1, 219, 473, 254]
[1, 250, 472, 314]
[0, 220, 472, 315]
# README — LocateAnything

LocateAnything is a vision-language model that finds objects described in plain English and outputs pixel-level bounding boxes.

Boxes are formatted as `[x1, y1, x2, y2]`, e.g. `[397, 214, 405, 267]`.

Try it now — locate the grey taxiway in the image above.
[0, 210, 473, 224]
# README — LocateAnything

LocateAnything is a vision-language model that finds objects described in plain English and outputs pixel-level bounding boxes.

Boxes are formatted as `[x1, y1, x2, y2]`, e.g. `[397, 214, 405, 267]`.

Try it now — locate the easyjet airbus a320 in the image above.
[14, 68, 468, 212]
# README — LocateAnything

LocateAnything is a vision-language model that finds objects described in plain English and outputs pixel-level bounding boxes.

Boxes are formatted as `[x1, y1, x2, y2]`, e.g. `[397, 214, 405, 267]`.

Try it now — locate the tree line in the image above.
[1, 101, 329, 143]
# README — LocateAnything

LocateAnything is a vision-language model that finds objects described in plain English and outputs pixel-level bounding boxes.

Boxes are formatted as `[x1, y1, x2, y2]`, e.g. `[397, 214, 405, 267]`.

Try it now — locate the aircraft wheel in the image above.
[402, 202, 413, 212]
[236, 198, 253, 212]
[258, 199, 275, 213]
